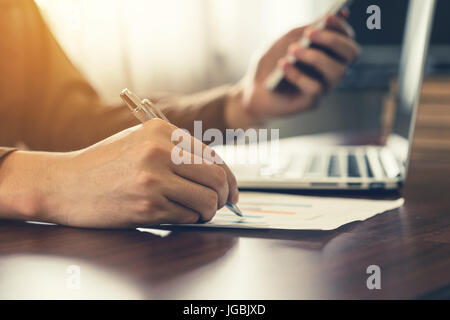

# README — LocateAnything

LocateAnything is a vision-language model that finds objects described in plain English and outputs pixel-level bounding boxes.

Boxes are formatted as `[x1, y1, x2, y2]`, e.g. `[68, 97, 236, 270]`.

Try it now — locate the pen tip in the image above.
[227, 203, 243, 217]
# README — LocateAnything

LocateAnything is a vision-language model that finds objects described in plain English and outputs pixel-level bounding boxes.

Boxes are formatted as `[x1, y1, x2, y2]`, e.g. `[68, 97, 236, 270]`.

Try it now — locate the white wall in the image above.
[35, 0, 335, 104]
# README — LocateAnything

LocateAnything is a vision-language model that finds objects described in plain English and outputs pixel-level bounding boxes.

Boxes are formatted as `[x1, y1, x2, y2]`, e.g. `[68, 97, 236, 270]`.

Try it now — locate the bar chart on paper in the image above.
[177, 192, 404, 231]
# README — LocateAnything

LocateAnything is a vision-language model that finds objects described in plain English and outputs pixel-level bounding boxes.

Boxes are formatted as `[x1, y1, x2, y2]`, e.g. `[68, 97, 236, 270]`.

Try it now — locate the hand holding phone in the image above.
[265, 0, 355, 94]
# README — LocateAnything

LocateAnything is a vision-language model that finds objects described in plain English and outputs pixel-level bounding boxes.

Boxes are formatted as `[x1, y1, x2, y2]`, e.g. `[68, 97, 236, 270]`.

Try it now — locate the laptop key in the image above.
[328, 155, 341, 177]
[379, 149, 401, 178]
[307, 155, 321, 175]
[347, 154, 360, 177]
[364, 155, 374, 178]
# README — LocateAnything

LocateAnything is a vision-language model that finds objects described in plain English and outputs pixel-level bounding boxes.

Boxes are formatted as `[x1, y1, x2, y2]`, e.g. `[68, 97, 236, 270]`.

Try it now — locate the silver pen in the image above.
[120, 88, 243, 218]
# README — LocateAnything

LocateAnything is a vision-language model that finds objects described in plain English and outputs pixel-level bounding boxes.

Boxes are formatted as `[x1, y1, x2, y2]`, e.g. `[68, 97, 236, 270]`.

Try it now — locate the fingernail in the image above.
[349, 26, 356, 38]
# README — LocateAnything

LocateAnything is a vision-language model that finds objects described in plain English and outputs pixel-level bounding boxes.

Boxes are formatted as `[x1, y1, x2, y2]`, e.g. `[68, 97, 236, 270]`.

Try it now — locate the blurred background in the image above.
[35, 0, 450, 139]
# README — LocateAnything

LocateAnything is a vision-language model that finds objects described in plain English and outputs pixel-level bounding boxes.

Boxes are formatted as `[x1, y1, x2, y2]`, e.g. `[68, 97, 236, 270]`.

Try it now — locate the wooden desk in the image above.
[2, 74, 450, 299]
[1, 135, 450, 300]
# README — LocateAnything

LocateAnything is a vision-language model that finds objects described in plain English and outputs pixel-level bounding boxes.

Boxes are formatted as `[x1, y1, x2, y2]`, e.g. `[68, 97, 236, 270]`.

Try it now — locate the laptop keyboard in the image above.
[267, 147, 399, 181]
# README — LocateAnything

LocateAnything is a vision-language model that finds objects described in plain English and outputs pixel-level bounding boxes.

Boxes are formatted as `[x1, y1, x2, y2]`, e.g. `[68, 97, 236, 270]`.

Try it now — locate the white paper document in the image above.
[175, 192, 404, 231]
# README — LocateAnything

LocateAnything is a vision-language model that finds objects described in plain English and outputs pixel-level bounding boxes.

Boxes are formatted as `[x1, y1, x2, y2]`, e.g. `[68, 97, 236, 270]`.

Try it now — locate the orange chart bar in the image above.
[242, 209, 296, 215]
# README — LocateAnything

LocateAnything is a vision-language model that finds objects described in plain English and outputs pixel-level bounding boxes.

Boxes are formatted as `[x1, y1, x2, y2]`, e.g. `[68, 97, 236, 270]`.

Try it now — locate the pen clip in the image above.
[121, 88, 158, 121]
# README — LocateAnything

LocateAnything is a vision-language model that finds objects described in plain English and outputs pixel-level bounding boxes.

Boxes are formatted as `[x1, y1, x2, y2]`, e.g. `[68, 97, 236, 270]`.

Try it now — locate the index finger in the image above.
[309, 28, 360, 64]
[325, 14, 355, 38]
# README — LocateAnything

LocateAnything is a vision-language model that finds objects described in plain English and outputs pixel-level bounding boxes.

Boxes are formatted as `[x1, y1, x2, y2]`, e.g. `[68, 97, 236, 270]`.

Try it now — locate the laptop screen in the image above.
[389, 0, 436, 168]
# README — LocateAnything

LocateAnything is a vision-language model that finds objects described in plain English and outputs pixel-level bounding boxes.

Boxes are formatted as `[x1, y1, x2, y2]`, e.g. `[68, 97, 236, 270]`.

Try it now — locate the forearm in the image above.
[0, 150, 70, 223]
[224, 83, 267, 130]
[155, 83, 264, 135]
[40, 83, 259, 151]
[28, 99, 139, 152]
[153, 85, 229, 134]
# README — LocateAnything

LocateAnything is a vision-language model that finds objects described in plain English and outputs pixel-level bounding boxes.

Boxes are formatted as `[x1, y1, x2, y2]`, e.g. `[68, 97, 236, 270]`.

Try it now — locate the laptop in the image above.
[216, 0, 437, 191]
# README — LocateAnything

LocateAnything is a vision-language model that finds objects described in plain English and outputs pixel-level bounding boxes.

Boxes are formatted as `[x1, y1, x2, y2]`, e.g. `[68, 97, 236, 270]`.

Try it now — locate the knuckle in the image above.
[145, 143, 170, 161]
[137, 171, 161, 188]
[135, 198, 160, 217]
[146, 118, 173, 135]
[149, 117, 167, 128]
